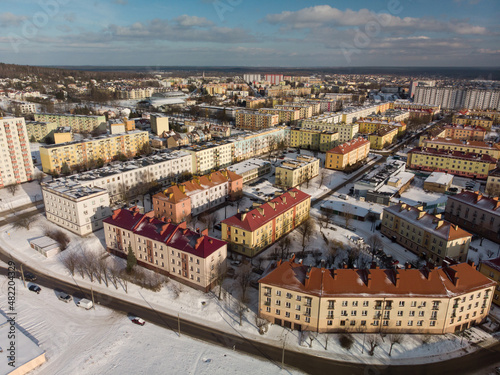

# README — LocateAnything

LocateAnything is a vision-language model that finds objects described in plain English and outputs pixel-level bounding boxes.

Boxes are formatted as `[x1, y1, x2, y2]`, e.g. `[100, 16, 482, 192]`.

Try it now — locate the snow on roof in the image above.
[448, 191, 500, 216]
[227, 158, 271, 175]
[425, 172, 454, 185]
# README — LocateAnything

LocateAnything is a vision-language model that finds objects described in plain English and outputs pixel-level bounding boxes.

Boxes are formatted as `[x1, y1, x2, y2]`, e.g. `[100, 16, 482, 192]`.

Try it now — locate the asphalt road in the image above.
[1, 252, 500, 375]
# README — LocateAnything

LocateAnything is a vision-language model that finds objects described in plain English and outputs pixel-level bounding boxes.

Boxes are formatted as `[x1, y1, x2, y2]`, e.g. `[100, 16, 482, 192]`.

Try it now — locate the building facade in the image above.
[452, 115, 493, 130]
[25, 121, 58, 142]
[419, 138, 500, 159]
[442, 124, 487, 141]
[290, 128, 339, 152]
[35, 113, 106, 133]
[275, 155, 320, 189]
[227, 159, 271, 183]
[235, 111, 279, 130]
[0, 117, 34, 187]
[221, 188, 311, 257]
[300, 120, 359, 143]
[150, 114, 170, 135]
[104, 208, 227, 291]
[153, 169, 243, 223]
[325, 137, 371, 171]
[39, 130, 149, 173]
[258, 258, 495, 334]
[406, 147, 497, 179]
[42, 180, 112, 236]
[444, 191, 500, 244]
[479, 257, 500, 306]
[357, 119, 407, 135]
[381, 203, 471, 264]
[368, 126, 398, 150]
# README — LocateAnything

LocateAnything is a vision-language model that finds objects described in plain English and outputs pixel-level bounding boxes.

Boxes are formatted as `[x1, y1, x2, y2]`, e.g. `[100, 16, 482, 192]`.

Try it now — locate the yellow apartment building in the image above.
[259, 258, 495, 334]
[420, 138, 500, 159]
[452, 115, 493, 130]
[325, 137, 370, 170]
[275, 155, 319, 189]
[407, 147, 497, 179]
[357, 119, 407, 135]
[381, 202, 472, 264]
[290, 128, 339, 152]
[479, 257, 500, 306]
[235, 111, 279, 130]
[368, 126, 398, 150]
[221, 188, 311, 257]
[259, 108, 301, 123]
[35, 113, 106, 133]
[39, 130, 149, 173]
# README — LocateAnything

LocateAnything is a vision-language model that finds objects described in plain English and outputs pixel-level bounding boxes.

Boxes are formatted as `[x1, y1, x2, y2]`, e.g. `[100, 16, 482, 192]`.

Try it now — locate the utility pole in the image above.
[91, 287, 95, 309]
[20, 264, 26, 288]
[178, 313, 181, 337]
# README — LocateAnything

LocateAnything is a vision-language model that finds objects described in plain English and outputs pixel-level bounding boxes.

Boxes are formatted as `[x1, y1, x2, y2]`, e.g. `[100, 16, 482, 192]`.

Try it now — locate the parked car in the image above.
[230, 260, 242, 267]
[58, 292, 72, 303]
[131, 317, 146, 326]
[23, 272, 37, 282]
[28, 285, 41, 294]
[76, 298, 94, 310]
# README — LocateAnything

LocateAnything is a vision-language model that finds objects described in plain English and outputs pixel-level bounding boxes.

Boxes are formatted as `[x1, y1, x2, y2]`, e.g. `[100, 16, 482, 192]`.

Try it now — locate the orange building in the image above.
[325, 137, 370, 170]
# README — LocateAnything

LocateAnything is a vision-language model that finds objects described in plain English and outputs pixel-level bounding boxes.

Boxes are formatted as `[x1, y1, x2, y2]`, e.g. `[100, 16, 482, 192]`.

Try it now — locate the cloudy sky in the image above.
[0, 0, 499, 67]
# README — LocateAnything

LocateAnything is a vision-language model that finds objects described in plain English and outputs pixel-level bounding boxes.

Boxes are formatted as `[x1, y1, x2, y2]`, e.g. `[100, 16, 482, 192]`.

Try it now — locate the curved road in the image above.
[1, 249, 499, 374]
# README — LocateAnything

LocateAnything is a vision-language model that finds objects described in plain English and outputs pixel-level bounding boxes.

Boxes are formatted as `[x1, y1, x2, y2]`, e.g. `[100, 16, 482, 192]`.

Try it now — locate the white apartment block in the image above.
[42, 180, 112, 236]
[185, 142, 234, 175]
[0, 117, 34, 188]
[56, 151, 192, 203]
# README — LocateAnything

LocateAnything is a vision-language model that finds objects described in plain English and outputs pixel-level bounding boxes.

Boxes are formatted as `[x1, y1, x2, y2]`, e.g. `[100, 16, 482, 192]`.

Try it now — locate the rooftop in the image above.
[447, 190, 500, 215]
[327, 137, 370, 155]
[42, 180, 108, 200]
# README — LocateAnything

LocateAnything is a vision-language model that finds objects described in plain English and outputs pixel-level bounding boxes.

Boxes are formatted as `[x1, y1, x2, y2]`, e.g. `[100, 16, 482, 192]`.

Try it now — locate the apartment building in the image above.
[381, 202, 472, 264]
[479, 257, 500, 306]
[231, 127, 288, 163]
[341, 103, 391, 124]
[275, 104, 314, 119]
[486, 168, 500, 197]
[368, 126, 398, 150]
[419, 138, 500, 159]
[442, 124, 487, 141]
[289, 128, 339, 152]
[209, 124, 231, 138]
[275, 155, 319, 189]
[467, 109, 500, 124]
[53, 127, 73, 144]
[39, 130, 149, 173]
[259, 108, 301, 124]
[325, 137, 370, 171]
[48, 151, 192, 203]
[406, 147, 496, 179]
[452, 115, 493, 130]
[444, 191, 500, 244]
[221, 188, 311, 257]
[301, 120, 359, 143]
[364, 109, 410, 123]
[414, 87, 500, 111]
[42, 180, 112, 236]
[235, 111, 279, 130]
[258, 258, 495, 334]
[0, 117, 34, 187]
[153, 169, 243, 223]
[390, 100, 441, 114]
[184, 141, 234, 175]
[150, 114, 170, 135]
[35, 113, 106, 133]
[357, 119, 407, 135]
[227, 159, 271, 183]
[25, 121, 58, 142]
[104, 208, 227, 292]
[245, 98, 266, 109]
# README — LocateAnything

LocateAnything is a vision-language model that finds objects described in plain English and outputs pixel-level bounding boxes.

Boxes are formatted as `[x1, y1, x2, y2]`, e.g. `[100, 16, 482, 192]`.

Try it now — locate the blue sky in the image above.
[0, 0, 499, 67]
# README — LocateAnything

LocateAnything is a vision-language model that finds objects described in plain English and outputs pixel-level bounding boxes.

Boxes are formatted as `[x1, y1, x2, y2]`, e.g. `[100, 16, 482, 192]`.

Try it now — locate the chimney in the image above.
[366, 274, 372, 288]
[343, 264, 348, 269]
[370, 262, 379, 269]
[202, 228, 208, 236]
[169, 193, 174, 200]
[241, 213, 247, 221]
[395, 273, 400, 288]
[167, 218, 172, 223]
[290, 253, 296, 263]
[405, 263, 412, 269]
[468, 260, 476, 269]
[196, 227, 200, 233]
[160, 216, 166, 222]
[112, 209, 121, 220]
[179, 185, 186, 193]
[195, 236, 203, 248]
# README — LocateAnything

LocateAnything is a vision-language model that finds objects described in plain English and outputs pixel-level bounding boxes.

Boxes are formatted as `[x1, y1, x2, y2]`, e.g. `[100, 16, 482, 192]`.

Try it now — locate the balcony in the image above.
[264, 292, 271, 297]
[264, 301, 271, 306]
[453, 303, 459, 308]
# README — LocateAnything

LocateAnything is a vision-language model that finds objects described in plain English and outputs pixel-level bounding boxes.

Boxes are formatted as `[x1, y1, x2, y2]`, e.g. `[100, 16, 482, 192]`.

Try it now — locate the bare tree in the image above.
[388, 334, 404, 356]
[81, 250, 96, 282]
[98, 256, 109, 287]
[214, 259, 227, 300]
[109, 262, 121, 289]
[367, 335, 380, 356]
[11, 215, 36, 230]
[346, 246, 360, 268]
[328, 240, 343, 267]
[319, 169, 328, 188]
[320, 209, 334, 230]
[6, 184, 19, 196]
[367, 212, 378, 232]
[35, 171, 45, 185]
[237, 263, 253, 302]
[297, 217, 316, 252]
[236, 299, 246, 326]
[368, 234, 383, 261]
[62, 251, 79, 276]
[277, 235, 292, 259]
[120, 270, 129, 293]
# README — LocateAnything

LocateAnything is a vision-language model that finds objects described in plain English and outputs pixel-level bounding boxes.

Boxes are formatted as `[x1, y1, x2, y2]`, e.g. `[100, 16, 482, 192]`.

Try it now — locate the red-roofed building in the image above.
[325, 137, 370, 171]
[444, 190, 500, 244]
[153, 169, 243, 223]
[381, 202, 472, 264]
[104, 207, 227, 291]
[221, 188, 311, 257]
[479, 257, 500, 306]
[258, 257, 495, 333]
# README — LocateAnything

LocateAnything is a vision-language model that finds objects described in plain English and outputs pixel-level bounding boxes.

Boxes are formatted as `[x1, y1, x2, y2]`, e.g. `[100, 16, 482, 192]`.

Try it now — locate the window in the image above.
[276, 309, 280, 315]
[276, 290, 281, 296]
[399, 301, 405, 307]
[408, 321, 413, 326]
[363, 301, 369, 307]
[342, 301, 348, 307]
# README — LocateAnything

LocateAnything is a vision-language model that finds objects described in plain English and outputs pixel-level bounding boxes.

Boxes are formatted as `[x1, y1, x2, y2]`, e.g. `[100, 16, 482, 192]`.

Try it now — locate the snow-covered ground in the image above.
[0, 275, 302, 375]
[0, 179, 43, 212]
[0, 214, 498, 369]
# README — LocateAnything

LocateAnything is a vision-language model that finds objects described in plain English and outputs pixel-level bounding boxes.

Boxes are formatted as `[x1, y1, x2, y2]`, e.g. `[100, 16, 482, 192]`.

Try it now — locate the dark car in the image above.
[131, 317, 146, 326]
[23, 272, 37, 282]
[57, 292, 72, 303]
[28, 285, 41, 294]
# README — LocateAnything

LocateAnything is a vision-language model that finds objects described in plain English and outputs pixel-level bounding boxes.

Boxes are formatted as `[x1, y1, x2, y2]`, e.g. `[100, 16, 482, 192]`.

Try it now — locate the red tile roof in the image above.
[327, 137, 370, 155]
[259, 259, 496, 298]
[221, 188, 311, 232]
[104, 208, 226, 258]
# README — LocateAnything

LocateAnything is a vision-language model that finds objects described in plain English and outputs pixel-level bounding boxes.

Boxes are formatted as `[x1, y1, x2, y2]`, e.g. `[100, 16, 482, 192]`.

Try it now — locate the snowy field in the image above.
[0, 179, 43, 212]
[0, 275, 302, 375]
[0, 214, 499, 370]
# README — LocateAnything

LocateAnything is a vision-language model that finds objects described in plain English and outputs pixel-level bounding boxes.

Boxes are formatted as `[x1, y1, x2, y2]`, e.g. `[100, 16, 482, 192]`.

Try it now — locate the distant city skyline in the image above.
[0, 0, 499, 67]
